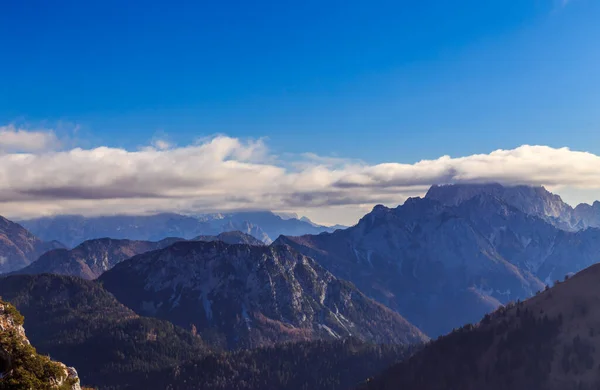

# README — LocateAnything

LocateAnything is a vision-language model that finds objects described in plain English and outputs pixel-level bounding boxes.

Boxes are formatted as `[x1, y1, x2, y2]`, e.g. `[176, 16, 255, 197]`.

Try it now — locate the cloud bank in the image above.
[0, 128, 599, 224]
[0, 125, 60, 152]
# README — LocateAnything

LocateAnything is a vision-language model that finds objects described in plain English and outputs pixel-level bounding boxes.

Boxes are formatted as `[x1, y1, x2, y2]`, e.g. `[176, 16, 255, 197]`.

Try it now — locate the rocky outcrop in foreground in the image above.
[0, 299, 81, 390]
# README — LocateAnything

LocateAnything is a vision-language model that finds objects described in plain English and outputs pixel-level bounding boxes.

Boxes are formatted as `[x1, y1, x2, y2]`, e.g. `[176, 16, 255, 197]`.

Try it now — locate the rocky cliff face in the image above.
[0, 216, 64, 274]
[99, 241, 428, 349]
[0, 299, 81, 390]
[12, 237, 184, 279]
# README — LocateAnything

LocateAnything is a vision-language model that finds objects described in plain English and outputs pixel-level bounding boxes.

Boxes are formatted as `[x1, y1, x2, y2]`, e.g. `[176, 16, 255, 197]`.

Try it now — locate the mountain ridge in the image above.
[10, 237, 185, 279]
[19, 211, 342, 247]
[99, 240, 428, 349]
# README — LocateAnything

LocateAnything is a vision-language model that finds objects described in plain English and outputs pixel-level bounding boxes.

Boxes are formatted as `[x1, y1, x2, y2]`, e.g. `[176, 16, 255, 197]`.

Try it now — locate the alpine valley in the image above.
[2, 183, 600, 389]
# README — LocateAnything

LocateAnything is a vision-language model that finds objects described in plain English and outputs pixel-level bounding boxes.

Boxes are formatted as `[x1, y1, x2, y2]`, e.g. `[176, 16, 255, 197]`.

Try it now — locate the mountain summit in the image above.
[426, 183, 600, 230]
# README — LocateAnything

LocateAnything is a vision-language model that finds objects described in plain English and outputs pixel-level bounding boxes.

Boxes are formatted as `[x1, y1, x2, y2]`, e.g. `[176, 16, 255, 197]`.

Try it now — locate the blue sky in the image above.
[0, 0, 600, 224]
[2, 0, 599, 161]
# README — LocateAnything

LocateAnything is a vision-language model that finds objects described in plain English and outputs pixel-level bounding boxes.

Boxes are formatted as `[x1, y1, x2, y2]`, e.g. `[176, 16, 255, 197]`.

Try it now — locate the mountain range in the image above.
[19, 211, 344, 247]
[3, 182, 600, 389]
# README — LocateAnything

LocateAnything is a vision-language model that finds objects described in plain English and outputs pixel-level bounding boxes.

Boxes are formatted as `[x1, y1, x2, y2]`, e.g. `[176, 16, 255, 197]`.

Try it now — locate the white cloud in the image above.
[0, 125, 60, 152]
[0, 130, 599, 225]
[152, 139, 172, 150]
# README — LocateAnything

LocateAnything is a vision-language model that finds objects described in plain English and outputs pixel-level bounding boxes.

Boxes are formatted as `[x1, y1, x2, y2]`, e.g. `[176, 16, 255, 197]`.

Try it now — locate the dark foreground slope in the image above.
[0, 274, 207, 389]
[361, 263, 600, 390]
[136, 338, 418, 390]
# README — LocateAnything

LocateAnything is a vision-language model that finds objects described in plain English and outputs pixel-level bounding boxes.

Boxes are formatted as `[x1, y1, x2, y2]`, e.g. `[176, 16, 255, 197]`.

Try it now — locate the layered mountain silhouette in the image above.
[99, 241, 428, 349]
[361, 262, 600, 390]
[19, 211, 342, 247]
[2, 182, 600, 389]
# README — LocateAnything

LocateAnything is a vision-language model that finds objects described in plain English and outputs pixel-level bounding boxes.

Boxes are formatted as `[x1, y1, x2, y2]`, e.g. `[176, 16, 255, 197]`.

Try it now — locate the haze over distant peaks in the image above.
[19, 211, 343, 248]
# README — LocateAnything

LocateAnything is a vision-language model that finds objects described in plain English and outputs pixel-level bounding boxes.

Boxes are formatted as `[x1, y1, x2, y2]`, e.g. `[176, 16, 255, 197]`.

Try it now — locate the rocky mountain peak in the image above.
[425, 183, 580, 230]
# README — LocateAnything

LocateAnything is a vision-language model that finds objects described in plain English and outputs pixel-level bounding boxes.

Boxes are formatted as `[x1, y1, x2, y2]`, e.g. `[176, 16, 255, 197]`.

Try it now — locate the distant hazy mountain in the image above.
[20, 211, 341, 247]
[198, 211, 346, 242]
[574, 201, 600, 229]
[193, 231, 266, 246]
[12, 237, 184, 279]
[99, 241, 428, 349]
[0, 215, 64, 274]
[0, 274, 207, 390]
[18, 213, 211, 248]
[361, 263, 600, 390]
[277, 184, 600, 336]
